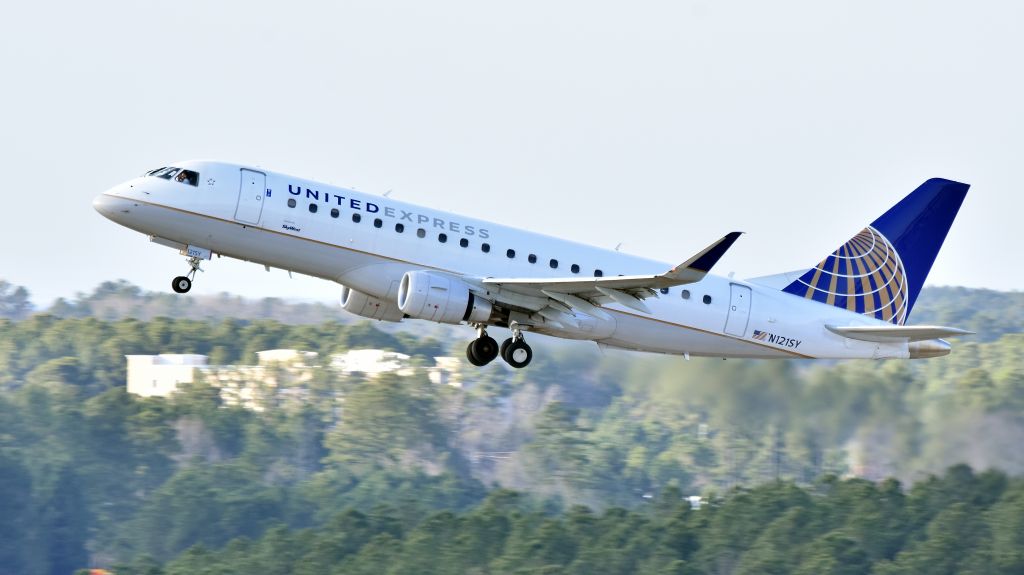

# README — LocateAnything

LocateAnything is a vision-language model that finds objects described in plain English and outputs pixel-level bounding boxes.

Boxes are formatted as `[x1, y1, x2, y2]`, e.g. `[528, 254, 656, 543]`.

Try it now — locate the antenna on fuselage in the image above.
[614, 242, 623, 252]
[383, 189, 393, 197]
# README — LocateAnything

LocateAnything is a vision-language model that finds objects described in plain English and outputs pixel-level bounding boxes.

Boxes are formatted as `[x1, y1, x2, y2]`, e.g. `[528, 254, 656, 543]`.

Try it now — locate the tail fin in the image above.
[782, 178, 968, 324]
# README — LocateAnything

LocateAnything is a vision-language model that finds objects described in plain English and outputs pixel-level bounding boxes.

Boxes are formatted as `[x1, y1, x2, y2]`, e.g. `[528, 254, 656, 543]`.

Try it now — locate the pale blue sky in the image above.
[2, 0, 1021, 305]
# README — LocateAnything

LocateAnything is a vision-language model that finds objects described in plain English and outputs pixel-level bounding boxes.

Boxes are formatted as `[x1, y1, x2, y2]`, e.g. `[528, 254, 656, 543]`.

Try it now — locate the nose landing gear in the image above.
[171, 255, 204, 294]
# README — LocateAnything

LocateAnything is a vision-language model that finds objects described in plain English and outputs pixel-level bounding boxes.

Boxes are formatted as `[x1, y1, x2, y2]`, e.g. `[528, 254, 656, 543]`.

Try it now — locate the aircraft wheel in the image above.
[172, 276, 192, 294]
[502, 339, 533, 369]
[466, 341, 487, 366]
[470, 335, 499, 365]
[499, 337, 513, 361]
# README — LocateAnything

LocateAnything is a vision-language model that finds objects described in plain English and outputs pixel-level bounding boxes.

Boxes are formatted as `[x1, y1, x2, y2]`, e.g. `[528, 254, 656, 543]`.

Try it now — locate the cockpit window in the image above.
[174, 170, 199, 186]
[146, 167, 199, 186]
[151, 167, 179, 179]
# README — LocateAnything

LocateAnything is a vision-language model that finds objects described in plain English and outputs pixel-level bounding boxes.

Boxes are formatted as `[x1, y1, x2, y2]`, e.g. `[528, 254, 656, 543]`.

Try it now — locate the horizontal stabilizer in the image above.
[825, 324, 974, 343]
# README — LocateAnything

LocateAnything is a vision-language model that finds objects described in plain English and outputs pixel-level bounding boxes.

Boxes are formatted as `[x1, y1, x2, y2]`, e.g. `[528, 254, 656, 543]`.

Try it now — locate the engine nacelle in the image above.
[340, 286, 405, 322]
[397, 271, 492, 325]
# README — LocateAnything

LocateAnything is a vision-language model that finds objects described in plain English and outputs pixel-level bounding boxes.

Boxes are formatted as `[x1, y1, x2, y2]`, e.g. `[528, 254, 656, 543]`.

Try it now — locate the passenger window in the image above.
[373, 218, 383, 228]
[703, 295, 712, 304]
[287, 199, 296, 208]
[528, 254, 537, 264]
[681, 289, 690, 300]
[438, 233, 448, 243]
[308, 203, 318, 214]
[660, 287, 669, 295]
[571, 264, 580, 274]
[417, 228, 426, 238]
[460, 238, 469, 248]
[395, 223, 405, 233]
[481, 243, 491, 253]
[507, 249, 516, 259]
[595, 269, 604, 277]
[352, 213, 361, 223]
[330, 208, 339, 218]
[549, 259, 558, 269]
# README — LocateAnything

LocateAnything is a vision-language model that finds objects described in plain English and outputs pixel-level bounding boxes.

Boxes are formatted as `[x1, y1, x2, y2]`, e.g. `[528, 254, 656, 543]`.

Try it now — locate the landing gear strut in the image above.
[171, 255, 203, 294]
[466, 325, 500, 366]
[500, 322, 532, 369]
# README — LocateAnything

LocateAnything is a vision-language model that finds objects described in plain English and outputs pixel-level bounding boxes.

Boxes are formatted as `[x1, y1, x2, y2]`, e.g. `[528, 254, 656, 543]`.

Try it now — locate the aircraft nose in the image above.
[92, 193, 132, 221]
[92, 193, 115, 218]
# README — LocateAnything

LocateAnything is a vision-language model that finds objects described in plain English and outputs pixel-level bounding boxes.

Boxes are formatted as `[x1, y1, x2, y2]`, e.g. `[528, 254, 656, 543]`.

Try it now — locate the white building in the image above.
[256, 349, 319, 365]
[429, 356, 464, 387]
[331, 349, 414, 376]
[125, 349, 317, 410]
[126, 354, 208, 398]
[125, 349, 464, 407]
[211, 349, 318, 410]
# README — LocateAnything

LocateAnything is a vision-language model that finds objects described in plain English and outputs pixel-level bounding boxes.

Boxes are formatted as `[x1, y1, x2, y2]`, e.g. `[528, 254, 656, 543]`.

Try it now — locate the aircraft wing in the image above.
[481, 232, 742, 315]
[825, 324, 974, 342]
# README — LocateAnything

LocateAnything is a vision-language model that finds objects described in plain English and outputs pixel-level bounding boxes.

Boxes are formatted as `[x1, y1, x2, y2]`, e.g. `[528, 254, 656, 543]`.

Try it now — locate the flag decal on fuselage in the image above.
[752, 329, 802, 349]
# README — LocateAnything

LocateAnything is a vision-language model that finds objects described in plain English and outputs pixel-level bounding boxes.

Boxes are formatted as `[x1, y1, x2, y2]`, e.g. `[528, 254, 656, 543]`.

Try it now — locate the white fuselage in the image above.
[94, 160, 916, 360]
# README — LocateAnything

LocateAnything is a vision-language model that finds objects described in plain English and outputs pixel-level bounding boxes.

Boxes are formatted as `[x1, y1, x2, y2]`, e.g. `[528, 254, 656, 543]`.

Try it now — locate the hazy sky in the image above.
[2, 0, 1021, 306]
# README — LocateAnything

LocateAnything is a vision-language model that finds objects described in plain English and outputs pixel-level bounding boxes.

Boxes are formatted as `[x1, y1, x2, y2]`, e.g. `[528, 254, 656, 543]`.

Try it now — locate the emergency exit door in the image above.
[235, 169, 266, 224]
[724, 284, 752, 337]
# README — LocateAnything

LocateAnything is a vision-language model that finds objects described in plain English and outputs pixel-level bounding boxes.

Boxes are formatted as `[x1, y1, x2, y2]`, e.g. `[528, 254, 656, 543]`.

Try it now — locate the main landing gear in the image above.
[171, 255, 203, 294]
[466, 326, 499, 367]
[466, 322, 533, 369]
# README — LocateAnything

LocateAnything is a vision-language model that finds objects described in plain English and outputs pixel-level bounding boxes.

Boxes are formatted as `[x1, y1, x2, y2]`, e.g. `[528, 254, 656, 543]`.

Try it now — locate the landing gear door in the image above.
[235, 169, 266, 224]
[724, 284, 752, 337]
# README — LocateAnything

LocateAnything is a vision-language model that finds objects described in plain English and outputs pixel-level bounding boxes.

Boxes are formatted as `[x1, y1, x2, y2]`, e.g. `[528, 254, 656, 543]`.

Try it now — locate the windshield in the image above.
[143, 166, 199, 187]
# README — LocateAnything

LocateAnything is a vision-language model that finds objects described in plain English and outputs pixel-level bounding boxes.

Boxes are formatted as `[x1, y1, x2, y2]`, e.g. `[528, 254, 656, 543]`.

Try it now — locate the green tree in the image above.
[793, 531, 870, 575]
[0, 280, 32, 320]
[0, 453, 33, 575]
[323, 374, 448, 474]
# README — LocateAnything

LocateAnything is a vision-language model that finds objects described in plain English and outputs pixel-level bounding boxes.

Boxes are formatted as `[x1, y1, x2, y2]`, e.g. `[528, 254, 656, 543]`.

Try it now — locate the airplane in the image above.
[93, 161, 973, 368]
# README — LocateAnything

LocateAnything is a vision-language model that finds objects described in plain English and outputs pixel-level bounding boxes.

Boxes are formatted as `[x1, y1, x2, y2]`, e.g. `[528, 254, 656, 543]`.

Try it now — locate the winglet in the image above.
[665, 232, 743, 282]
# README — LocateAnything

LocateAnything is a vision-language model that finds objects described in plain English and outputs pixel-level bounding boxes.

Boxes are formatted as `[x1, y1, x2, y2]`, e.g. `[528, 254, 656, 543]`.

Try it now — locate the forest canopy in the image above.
[0, 280, 1020, 574]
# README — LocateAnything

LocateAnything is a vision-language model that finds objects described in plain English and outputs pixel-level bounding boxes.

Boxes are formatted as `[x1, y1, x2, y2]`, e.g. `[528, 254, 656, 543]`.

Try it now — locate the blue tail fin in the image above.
[782, 178, 968, 324]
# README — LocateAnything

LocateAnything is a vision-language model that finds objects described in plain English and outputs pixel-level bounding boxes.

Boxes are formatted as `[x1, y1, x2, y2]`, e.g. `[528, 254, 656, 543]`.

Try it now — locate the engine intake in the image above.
[340, 286, 404, 322]
[397, 271, 492, 325]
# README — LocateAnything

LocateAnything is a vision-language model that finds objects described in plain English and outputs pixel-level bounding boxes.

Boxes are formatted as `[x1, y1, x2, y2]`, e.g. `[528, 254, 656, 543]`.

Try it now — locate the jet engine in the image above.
[397, 271, 492, 325]
[340, 285, 405, 322]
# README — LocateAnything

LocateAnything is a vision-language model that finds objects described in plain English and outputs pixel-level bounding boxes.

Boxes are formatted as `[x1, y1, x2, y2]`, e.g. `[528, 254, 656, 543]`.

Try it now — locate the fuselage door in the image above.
[724, 283, 752, 337]
[235, 169, 266, 224]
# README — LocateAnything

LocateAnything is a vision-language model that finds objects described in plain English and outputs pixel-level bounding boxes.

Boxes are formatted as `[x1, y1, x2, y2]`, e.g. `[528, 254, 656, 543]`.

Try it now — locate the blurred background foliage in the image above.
[0, 280, 1021, 574]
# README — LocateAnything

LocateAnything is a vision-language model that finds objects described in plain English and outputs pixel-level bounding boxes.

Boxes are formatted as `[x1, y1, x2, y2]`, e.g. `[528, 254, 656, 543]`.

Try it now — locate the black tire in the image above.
[500, 337, 513, 362]
[466, 341, 487, 366]
[172, 276, 192, 294]
[503, 339, 533, 369]
[470, 335, 499, 365]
